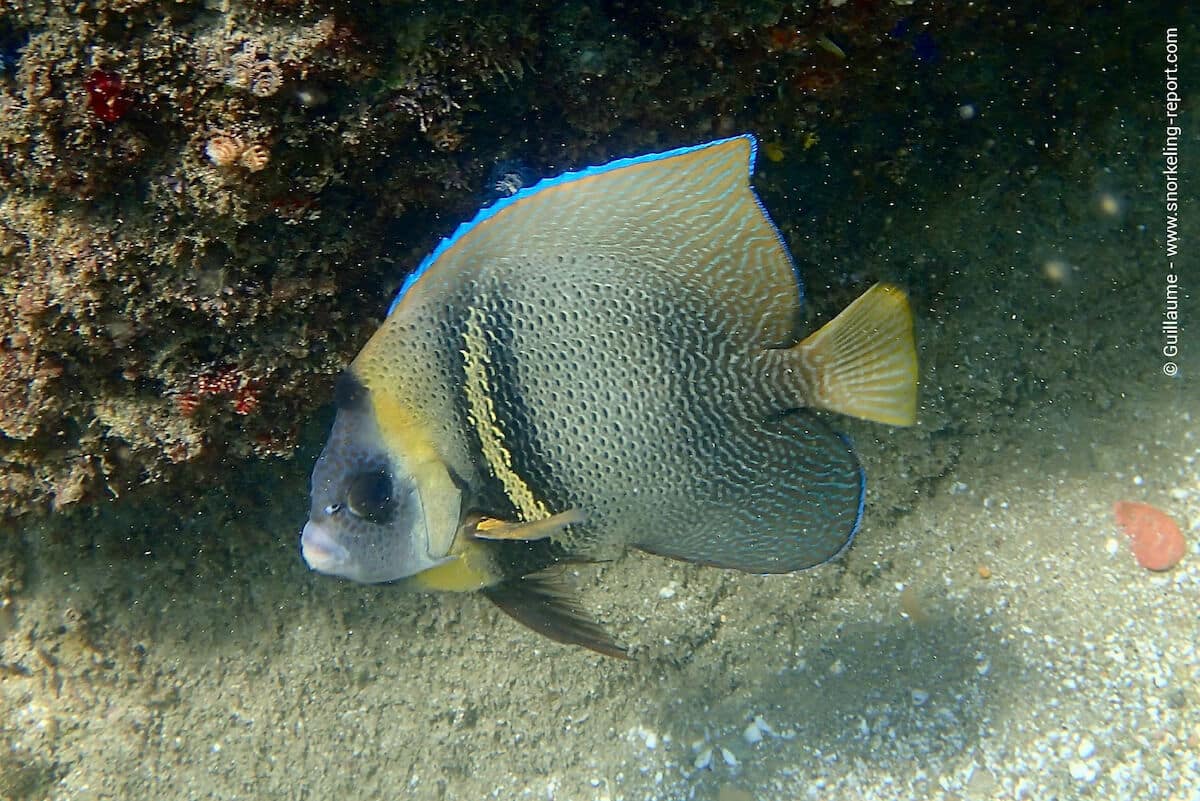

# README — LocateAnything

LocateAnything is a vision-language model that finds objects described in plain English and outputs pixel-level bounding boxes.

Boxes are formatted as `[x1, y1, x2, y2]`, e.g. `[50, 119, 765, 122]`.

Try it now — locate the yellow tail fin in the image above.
[796, 283, 918, 426]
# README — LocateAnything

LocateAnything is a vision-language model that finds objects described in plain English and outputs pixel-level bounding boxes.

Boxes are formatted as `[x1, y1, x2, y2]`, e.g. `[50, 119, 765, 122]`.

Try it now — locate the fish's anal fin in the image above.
[792, 283, 918, 426]
[483, 572, 629, 659]
[471, 509, 586, 541]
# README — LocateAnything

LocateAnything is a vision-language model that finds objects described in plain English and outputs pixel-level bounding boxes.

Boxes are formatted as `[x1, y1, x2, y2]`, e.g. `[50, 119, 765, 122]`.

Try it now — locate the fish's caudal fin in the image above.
[772, 283, 918, 426]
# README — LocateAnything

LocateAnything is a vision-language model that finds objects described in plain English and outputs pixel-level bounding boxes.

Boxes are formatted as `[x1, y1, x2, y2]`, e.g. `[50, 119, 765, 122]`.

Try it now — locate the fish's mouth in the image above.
[301, 521, 351, 575]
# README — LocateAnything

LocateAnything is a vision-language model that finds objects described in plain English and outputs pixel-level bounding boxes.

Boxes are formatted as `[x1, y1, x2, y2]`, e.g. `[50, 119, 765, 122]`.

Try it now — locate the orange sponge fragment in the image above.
[1113, 501, 1187, 572]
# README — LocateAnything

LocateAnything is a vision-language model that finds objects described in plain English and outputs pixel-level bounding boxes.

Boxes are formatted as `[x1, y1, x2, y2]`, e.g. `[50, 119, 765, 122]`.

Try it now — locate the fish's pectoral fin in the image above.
[482, 571, 629, 659]
[789, 282, 918, 426]
[470, 508, 587, 542]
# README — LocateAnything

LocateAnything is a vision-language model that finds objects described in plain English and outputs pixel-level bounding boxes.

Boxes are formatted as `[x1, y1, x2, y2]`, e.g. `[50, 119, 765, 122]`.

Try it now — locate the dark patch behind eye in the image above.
[334, 370, 368, 410]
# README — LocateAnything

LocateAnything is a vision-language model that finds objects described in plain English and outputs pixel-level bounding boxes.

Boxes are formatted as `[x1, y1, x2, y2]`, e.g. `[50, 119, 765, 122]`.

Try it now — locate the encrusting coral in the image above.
[204, 133, 244, 168]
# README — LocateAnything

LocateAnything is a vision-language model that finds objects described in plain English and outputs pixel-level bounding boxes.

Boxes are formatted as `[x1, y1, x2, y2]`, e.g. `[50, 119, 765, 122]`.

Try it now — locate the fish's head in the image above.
[300, 374, 461, 584]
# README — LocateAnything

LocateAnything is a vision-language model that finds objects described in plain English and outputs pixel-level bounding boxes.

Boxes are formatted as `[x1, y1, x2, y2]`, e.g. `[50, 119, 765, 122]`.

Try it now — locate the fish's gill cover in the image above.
[388, 135, 805, 348]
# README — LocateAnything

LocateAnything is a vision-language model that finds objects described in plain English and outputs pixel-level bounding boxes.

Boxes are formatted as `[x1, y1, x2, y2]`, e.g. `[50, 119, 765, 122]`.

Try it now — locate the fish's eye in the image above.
[345, 469, 395, 524]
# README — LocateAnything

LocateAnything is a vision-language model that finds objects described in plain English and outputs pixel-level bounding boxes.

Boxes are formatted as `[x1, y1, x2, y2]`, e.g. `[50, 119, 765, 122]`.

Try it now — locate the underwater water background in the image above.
[1, 1, 1198, 799]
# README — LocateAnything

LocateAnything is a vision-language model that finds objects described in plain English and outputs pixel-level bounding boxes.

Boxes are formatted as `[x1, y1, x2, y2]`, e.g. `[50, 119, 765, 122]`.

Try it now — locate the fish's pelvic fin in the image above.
[483, 572, 629, 659]
[471, 509, 586, 542]
[793, 283, 918, 426]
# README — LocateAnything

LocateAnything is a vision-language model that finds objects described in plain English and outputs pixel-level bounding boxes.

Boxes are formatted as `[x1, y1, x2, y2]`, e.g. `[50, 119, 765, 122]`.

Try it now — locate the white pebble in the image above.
[1069, 759, 1099, 783]
[743, 721, 763, 745]
[693, 747, 713, 770]
[1077, 737, 1096, 759]
[754, 715, 774, 736]
[911, 689, 930, 706]
[720, 747, 739, 767]
[658, 582, 677, 600]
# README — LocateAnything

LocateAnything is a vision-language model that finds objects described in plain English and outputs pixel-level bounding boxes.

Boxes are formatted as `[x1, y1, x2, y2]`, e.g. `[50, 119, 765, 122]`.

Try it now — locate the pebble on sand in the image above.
[1112, 501, 1187, 571]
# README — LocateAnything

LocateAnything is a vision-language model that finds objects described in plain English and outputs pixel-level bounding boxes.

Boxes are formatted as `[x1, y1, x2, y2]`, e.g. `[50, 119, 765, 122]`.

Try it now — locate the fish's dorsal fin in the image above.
[388, 135, 804, 347]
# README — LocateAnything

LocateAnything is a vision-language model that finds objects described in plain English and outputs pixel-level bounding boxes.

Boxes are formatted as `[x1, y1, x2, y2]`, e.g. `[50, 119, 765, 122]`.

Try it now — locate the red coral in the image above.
[232, 384, 261, 416]
[85, 69, 134, 122]
[176, 392, 201, 417]
[194, 368, 241, 397]
[177, 366, 263, 417]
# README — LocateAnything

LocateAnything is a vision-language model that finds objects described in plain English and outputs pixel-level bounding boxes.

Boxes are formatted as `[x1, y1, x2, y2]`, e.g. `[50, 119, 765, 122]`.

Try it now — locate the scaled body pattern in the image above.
[301, 135, 918, 656]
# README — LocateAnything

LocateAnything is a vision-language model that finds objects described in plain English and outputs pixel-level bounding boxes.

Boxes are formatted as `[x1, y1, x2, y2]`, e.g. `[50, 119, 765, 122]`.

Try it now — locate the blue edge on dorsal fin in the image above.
[385, 134, 804, 317]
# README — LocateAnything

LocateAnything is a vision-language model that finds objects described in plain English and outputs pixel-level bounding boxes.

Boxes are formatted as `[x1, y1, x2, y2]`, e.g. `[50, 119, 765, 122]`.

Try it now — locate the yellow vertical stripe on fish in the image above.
[461, 301, 549, 523]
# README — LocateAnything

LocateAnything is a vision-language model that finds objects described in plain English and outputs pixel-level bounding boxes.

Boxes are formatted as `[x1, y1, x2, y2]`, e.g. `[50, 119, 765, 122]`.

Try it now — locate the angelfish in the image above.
[300, 135, 918, 657]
